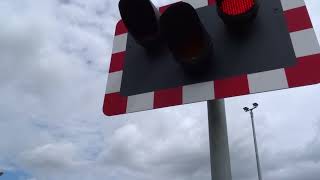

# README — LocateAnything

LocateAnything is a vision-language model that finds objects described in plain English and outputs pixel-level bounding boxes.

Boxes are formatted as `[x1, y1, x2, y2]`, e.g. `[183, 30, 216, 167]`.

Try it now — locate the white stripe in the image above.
[182, 0, 208, 9]
[280, 0, 305, 11]
[248, 69, 288, 93]
[106, 71, 123, 94]
[290, 28, 320, 58]
[126, 92, 154, 113]
[183, 81, 214, 104]
[112, 33, 128, 54]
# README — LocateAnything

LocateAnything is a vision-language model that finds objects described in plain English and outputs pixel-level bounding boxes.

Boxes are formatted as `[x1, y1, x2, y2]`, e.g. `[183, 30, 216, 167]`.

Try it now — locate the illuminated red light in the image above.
[221, 0, 255, 16]
[216, 0, 259, 25]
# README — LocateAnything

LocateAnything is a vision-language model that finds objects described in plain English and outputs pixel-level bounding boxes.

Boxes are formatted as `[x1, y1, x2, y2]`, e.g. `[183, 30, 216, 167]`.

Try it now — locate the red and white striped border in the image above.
[103, 0, 320, 116]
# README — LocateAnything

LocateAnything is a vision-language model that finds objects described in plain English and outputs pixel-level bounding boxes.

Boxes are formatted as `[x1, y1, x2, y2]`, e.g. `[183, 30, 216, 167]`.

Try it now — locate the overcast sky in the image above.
[0, 0, 320, 180]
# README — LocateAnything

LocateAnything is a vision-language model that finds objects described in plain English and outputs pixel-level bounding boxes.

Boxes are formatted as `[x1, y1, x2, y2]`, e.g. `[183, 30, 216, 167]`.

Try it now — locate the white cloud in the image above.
[306, 0, 320, 40]
[19, 143, 83, 170]
[98, 105, 211, 180]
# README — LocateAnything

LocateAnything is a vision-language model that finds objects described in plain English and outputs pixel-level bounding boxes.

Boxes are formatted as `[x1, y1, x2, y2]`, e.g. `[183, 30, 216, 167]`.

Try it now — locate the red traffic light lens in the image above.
[119, 0, 161, 49]
[220, 0, 255, 16]
[217, 0, 259, 24]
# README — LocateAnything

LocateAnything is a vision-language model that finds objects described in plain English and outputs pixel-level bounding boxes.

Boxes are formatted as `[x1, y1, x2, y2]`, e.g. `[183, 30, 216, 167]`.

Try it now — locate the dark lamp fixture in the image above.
[119, 0, 161, 49]
[243, 107, 250, 112]
[160, 2, 213, 74]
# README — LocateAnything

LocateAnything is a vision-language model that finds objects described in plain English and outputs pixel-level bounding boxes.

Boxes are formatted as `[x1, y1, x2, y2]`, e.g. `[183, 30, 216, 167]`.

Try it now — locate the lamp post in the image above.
[243, 103, 262, 180]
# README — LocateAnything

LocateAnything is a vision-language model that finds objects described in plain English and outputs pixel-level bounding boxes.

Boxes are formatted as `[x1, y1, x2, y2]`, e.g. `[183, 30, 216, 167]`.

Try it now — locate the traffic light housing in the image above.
[160, 2, 213, 74]
[119, 0, 161, 49]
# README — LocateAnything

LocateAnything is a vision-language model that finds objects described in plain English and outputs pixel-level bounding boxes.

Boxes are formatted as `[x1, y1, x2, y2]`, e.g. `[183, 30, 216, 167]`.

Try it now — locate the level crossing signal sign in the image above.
[103, 0, 320, 116]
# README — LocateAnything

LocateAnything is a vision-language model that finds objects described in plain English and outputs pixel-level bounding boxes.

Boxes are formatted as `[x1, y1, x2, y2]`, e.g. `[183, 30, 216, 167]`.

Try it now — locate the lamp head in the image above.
[119, 0, 161, 49]
[160, 2, 213, 73]
[253, 103, 258, 107]
[243, 107, 250, 112]
[216, 0, 259, 26]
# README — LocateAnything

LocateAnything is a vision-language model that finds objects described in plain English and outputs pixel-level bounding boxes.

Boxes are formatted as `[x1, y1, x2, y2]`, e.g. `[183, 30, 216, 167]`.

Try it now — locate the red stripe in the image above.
[285, 54, 320, 88]
[154, 87, 183, 108]
[215, 75, 250, 99]
[103, 93, 128, 116]
[159, 3, 174, 14]
[109, 52, 125, 73]
[284, 6, 313, 33]
[115, 20, 128, 35]
[208, 0, 216, 5]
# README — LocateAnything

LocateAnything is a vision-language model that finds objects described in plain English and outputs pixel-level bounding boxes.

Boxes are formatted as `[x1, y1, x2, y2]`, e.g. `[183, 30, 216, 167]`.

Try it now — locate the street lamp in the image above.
[243, 103, 262, 180]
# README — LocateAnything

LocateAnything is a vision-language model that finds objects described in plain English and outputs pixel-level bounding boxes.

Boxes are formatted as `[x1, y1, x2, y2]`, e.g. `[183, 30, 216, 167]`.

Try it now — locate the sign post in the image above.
[208, 100, 232, 180]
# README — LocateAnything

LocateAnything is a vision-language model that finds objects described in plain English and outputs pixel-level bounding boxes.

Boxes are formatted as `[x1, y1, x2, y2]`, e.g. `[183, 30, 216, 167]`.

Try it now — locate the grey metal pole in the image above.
[207, 99, 232, 180]
[250, 110, 262, 180]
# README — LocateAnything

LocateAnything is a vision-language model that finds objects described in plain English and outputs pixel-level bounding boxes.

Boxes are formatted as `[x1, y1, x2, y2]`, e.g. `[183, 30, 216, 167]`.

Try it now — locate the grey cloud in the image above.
[98, 105, 212, 180]
[226, 85, 320, 180]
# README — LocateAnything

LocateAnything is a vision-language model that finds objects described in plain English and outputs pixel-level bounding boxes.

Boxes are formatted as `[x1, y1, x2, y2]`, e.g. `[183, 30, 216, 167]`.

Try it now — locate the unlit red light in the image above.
[119, 0, 161, 49]
[221, 0, 255, 16]
[160, 2, 213, 73]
